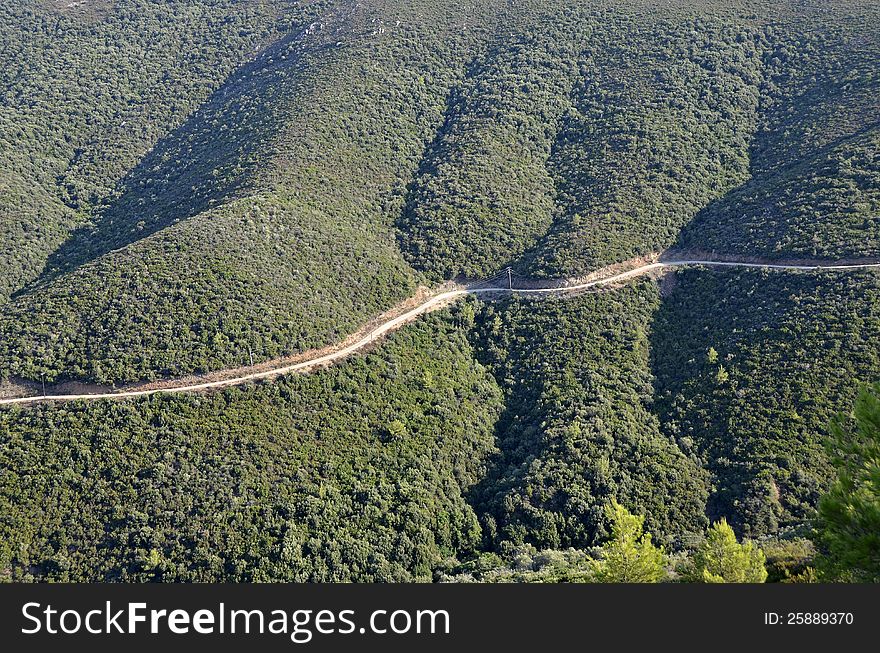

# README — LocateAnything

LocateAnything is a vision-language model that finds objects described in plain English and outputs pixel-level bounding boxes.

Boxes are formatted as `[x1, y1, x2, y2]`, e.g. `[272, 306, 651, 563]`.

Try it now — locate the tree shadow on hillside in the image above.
[464, 294, 710, 550]
[674, 121, 880, 259]
[645, 267, 838, 537]
[672, 61, 880, 259]
[394, 83, 462, 279]
[27, 28, 317, 290]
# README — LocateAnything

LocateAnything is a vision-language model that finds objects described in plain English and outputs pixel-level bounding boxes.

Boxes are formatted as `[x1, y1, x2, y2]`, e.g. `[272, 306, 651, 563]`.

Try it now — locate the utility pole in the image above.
[248, 346, 254, 367]
[506, 267, 513, 290]
[41, 374, 46, 398]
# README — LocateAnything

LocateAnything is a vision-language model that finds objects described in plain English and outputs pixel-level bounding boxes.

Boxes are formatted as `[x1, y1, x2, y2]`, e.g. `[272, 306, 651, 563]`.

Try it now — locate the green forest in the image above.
[1, 0, 878, 583]
[3, 297, 877, 582]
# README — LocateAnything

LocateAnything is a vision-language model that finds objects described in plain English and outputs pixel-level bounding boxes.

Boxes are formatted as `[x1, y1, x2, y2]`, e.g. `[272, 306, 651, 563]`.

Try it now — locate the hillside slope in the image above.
[652, 268, 880, 537]
[0, 311, 503, 581]
[0, 0, 878, 581]
[468, 285, 709, 549]
[0, 0, 321, 301]
[1, 0, 502, 384]
[2, 0, 877, 386]
[678, 17, 880, 259]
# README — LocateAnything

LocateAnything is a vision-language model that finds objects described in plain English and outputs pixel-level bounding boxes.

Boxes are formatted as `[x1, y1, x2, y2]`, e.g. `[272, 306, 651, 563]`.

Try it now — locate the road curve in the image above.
[2, 258, 879, 406]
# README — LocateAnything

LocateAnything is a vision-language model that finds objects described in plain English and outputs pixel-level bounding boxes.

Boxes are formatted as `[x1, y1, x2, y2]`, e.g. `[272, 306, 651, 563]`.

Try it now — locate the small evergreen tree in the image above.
[707, 347, 719, 364]
[817, 384, 880, 582]
[385, 419, 408, 442]
[686, 519, 767, 582]
[593, 500, 666, 583]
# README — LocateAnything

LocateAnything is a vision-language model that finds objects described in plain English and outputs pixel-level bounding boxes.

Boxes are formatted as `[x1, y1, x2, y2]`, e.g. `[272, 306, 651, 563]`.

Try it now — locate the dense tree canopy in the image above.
[0, 0, 878, 582]
[817, 384, 880, 582]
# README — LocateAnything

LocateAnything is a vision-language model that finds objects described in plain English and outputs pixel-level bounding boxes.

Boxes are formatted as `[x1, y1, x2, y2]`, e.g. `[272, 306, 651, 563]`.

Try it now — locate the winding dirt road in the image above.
[2, 258, 879, 406]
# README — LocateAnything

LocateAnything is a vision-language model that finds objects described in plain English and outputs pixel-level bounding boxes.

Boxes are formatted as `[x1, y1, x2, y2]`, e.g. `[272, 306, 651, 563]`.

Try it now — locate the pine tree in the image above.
[686, 519, 767, 582]
[593, 500, 667, 583]
[707, 347, 719, 364]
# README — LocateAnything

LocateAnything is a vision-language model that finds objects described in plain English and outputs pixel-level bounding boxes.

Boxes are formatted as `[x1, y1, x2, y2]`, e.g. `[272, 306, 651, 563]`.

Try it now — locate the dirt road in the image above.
[2, 257, 878, 406]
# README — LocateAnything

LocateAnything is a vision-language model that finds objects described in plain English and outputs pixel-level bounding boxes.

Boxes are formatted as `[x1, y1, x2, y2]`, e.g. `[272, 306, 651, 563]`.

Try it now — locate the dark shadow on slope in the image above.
[647, 267, 880, 537]
[647, 269, 784, 535]
[394, 82, 464, 280]
[518, 19, 771, 279]
[513, 99, 587, 278]
[463, 306, 607, 551]
[28, 27, 322, 289]
[464, 292, 709, 551]
[672, 44, 880, 259]
[395, 25, 583, 281]
[749, 72, 880, 177]
[397, 60, 578, 284]
[674, 122, 880, 260]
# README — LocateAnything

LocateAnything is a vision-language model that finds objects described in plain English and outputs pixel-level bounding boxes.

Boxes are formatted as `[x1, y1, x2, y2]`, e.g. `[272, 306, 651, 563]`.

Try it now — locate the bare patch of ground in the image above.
[0, 378, 113, 400]
[659, 269, 679, 297]
[533, 253, 661, 290]
[43, 0, 113, 19]
[0, 379, 39, 400]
